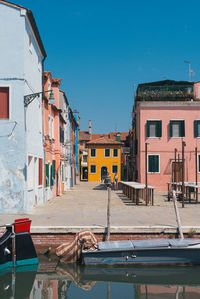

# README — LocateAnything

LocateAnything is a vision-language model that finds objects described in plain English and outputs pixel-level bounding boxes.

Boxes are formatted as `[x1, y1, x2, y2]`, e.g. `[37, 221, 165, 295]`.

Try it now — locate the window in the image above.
[0, 87, 9, 119]
[105, 148, 110, 157]
[90, 165, 96, 174]
[91, 148, 96, 157]
[112, 165, 118, 174]
[194, 120, 200, 138]
[60, 126, 64, 143]
[45, 164, 50, 187]
[38, 158, 43, 186]
[50, 160, 55, 186]
[48, 116, 51, 138]
[148, 155, 160, 173]
[113, 148, 118, 157]
[147, 120, 162, 138]
[170, 120, 185, 137]
[28, 155, 34, 189]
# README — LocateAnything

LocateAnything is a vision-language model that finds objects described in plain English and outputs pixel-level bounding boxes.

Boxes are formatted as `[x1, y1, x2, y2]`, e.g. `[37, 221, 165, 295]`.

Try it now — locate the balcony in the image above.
[135, 81, 194, 102]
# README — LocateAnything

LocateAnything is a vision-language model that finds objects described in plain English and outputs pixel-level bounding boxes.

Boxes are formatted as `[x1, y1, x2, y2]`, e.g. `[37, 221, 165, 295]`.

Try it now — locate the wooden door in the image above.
[172, 161, 182, 182]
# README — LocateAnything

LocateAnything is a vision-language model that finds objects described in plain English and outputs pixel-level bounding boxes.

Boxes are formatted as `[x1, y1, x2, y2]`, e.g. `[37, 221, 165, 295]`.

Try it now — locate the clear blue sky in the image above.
[18, 0, 200, 133]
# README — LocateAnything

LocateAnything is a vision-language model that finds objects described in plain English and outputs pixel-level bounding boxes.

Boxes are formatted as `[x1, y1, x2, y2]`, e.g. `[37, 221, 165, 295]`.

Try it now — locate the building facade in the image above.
[0, 1, 46, 213]
[133, 80, 200, 191]
[87, 136, 121, 182]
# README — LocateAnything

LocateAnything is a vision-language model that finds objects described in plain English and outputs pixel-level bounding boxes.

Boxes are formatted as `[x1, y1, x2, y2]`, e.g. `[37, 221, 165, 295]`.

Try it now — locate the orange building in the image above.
[87, 136, 121, 182]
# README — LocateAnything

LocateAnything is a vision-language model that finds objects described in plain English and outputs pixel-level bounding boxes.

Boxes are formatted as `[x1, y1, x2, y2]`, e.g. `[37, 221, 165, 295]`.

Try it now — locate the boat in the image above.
[82, 238, 200, 266]
[0, 264, 38, 299]
[0, 218, 38, 270]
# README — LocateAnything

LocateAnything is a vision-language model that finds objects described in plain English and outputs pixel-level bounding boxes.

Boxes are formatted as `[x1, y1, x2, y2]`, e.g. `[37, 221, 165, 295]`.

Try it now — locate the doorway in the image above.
[101, 166, 108, 182]
[172, 161, 183, 182]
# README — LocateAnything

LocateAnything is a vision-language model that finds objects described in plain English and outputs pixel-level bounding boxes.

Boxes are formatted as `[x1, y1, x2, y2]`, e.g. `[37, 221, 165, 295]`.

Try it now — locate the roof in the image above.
[87, 136, 121, 145]
[79, 131, 91, 142]
[109, 132, 129, 141]
[0, 0, 46, 57]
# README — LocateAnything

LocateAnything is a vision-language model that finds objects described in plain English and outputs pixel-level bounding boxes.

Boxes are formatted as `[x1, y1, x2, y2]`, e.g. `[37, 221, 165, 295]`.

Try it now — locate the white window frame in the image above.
[170, 119, 185, 138]
[147, 154, 160, 174]
[194, 119, 200, 138]
[113, 148, 118, 157]
[198, 154, 200, 173]
[90, 165, 96, 174]
[147, 119, 161, 138]
[48, 115, 52, 139]
[104, 148, 110, 158]
[112, 165, 118, 174]
[90, 148, 96, 157]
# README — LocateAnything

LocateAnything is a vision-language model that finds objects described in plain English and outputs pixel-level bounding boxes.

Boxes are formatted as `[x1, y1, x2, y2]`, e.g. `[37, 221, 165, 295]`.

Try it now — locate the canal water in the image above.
[1, 255, 200, 298]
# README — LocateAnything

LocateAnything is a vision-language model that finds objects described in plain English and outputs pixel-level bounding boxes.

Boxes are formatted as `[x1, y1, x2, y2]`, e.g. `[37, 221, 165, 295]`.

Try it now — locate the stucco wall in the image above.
[0, 3, 44, 213]
[137, 102, 200, 191]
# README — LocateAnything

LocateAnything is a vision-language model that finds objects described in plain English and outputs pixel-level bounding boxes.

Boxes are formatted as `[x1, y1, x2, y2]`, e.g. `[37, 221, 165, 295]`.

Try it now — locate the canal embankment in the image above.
[1, 182, 200, 251]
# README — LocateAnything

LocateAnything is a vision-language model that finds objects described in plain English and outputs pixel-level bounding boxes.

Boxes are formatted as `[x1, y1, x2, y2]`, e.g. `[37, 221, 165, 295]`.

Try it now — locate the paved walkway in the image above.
[1, 181, 200, 231]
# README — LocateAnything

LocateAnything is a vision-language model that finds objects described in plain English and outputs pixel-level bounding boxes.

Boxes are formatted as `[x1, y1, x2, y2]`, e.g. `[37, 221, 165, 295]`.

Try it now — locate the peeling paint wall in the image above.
[0, 3, 44, 213]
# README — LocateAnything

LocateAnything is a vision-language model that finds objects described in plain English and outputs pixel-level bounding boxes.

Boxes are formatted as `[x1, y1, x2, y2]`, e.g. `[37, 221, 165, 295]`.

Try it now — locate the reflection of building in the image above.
[87, 136, 121, 182]
[132, 80, 200, 191]
[0, 1, 46, 213]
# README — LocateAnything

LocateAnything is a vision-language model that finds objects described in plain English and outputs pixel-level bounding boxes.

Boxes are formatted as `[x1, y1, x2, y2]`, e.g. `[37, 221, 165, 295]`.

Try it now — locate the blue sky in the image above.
[18, 0, 200, 133]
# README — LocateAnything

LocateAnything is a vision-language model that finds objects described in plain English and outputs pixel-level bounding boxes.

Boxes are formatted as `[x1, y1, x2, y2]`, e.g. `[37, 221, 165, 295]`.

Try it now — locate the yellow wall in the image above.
[88, 144, 121, 182]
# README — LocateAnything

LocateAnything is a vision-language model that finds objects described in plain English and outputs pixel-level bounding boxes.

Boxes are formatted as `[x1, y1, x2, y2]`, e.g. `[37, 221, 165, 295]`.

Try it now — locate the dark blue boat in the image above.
[83, 238, 200, 266]
[0, 218, 38, 270]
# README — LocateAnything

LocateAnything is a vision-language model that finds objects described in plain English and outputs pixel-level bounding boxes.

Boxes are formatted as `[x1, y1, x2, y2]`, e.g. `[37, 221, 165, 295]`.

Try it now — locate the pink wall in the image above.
[137, 102, 200, 191]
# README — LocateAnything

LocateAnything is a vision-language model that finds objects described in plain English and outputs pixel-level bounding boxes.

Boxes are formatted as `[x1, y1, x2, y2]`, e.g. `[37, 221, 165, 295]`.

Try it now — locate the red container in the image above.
[14, 218, 31, 233]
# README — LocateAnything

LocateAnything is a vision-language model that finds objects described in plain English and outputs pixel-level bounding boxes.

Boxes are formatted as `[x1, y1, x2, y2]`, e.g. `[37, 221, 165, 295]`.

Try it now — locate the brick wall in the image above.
[32, 232, 199, 253]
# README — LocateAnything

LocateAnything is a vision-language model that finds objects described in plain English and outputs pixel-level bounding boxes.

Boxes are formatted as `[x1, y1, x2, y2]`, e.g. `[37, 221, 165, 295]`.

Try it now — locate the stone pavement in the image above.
[1, 181, 200, 232]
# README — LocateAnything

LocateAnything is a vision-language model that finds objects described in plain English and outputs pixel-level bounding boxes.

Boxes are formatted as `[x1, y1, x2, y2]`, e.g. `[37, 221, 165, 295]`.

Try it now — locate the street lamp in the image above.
[24, 89, 55, 107]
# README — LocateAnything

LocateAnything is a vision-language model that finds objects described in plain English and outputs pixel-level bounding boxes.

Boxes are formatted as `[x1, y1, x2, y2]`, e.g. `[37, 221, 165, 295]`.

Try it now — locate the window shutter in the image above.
[147, 121, 150, 137]
[45, 164, 49, 187]
[157, 121, 162, 137]
[170, 121, 173, 137]
[0, 87, 9, 119]
[38, 158, 43, 185]
[155, 155, 159, 172]
[194, 120, 198, 138]
[181, 120, 185, 137]
[51, 163, 55, 186]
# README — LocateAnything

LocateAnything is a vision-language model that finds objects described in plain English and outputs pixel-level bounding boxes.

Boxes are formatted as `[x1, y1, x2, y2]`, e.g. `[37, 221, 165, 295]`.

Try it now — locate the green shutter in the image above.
[45, 164, 49, 187]
[170, 121, 173, 137]
[157, 121, 162, 137]
[181, 120, 185, 137]
[51, 163, 55, 186]
[155, 155, 159, 172]
[149, 155, 159, 173]
[147, 121, 150, 137]
[62, 165, 64, 181]
[194, 120, 198, 138]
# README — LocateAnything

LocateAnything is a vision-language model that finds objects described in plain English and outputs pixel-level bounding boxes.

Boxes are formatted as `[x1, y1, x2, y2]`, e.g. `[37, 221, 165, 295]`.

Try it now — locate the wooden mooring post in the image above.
[182, 141, 186, 208]
[145, 143, 148, 206]
[106, 186, 111, 241]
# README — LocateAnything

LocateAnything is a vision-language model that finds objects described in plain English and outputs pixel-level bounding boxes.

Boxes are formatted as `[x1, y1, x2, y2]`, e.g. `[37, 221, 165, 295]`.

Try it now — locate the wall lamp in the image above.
[24, 89, 55, 107]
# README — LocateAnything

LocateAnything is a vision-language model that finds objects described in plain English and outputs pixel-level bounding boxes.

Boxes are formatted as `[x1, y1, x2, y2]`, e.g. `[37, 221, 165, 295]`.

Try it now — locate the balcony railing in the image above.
[136, 85, 193, 102]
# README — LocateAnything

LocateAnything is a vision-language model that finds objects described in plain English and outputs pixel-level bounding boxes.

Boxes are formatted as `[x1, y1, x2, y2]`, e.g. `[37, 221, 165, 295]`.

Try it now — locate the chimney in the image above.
[89, 120, 92, 135]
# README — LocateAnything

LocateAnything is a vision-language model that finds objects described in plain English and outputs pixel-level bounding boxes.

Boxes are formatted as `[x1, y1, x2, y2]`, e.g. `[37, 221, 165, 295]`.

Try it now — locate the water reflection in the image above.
[1, 255, 200, 298]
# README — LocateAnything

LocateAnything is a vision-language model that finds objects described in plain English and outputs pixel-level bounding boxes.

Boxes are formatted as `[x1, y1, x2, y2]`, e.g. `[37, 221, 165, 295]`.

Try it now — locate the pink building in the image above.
[133, 80, 200, 191]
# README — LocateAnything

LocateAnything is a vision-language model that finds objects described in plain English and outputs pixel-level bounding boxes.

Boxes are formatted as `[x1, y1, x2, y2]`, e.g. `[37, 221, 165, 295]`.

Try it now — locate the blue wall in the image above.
[0, 3, 44, 213]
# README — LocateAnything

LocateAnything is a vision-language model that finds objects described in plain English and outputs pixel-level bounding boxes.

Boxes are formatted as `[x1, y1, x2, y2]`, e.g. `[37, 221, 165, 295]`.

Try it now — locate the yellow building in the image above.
[87, 136, 121, 182]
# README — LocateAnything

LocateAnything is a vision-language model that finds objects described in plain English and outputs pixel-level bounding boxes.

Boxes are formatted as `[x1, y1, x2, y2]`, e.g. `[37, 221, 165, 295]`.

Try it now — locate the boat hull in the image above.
[83, 247, 200, 266]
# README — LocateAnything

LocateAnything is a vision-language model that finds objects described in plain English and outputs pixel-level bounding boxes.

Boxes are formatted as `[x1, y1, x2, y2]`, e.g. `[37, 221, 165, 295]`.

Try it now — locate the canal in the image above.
[1, 255, 200, 298]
